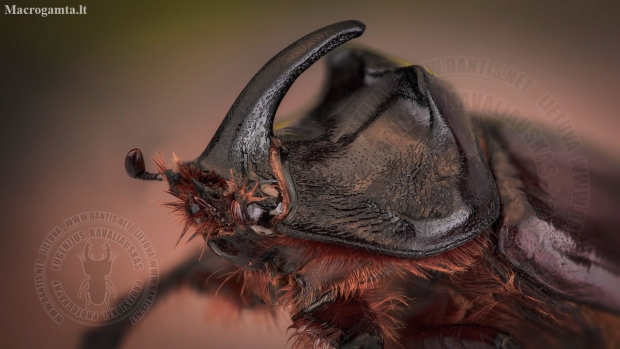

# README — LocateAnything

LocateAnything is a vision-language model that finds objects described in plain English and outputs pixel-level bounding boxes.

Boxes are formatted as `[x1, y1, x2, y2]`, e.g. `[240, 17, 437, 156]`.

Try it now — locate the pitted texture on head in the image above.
[153, 155, 262, 246]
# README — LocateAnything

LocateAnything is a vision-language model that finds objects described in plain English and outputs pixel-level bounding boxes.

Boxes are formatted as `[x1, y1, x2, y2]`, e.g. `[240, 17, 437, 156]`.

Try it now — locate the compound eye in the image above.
[246, 204, 264, 222]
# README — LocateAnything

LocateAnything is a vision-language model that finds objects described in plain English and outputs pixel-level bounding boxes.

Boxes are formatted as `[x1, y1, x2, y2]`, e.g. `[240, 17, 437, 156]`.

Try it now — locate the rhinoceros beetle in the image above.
[83, 21, 620, 349]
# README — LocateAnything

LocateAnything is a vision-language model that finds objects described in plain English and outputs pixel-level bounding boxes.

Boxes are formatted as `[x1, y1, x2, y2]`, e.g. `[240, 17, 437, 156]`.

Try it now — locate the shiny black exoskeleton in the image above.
[84, 21, 620, 349]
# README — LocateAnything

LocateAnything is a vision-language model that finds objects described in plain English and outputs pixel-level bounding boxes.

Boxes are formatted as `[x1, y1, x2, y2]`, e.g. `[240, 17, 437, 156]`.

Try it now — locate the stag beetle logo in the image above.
[34, 211, 159, 326]
[76, 239, 119, 311]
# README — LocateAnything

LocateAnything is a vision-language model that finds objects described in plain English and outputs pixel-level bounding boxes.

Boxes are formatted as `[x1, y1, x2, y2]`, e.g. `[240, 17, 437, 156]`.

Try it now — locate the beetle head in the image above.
[125, 21, 366, 266]
[125, 20, 499, 265]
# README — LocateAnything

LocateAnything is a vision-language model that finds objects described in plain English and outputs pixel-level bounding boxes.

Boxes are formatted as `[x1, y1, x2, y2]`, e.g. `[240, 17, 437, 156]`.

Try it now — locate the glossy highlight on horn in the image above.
[196, 20, 366, 179]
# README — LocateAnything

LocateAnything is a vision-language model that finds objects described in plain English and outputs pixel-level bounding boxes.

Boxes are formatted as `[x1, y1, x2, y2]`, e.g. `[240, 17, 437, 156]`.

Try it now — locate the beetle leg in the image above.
[103, 289, 110, 311]
[85, 292, 92, 312]
[79, 250, 268, 349]
[290, 292, 386, 349]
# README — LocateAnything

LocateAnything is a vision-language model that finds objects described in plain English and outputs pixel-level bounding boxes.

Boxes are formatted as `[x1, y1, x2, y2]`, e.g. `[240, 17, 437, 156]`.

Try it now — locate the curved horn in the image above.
[195, 20, 366, 178]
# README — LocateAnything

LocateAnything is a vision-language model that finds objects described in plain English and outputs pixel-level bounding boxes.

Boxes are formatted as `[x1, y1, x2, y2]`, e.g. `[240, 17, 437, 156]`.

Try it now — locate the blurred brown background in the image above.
[1, 1, 619, 348]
